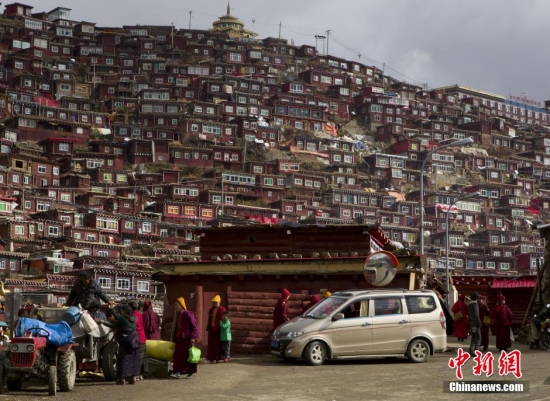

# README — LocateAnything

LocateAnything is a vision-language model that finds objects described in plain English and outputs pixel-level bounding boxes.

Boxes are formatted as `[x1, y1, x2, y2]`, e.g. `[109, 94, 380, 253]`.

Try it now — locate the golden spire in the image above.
[227, 2, 231, 15]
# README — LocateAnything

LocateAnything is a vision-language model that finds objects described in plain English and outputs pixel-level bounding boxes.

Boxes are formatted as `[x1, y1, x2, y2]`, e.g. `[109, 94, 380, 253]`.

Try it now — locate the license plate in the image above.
[270, 341, 279, 349]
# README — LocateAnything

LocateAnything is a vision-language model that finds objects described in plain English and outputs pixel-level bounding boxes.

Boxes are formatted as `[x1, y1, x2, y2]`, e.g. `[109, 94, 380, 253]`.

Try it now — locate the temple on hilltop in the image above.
[209, 2, 256, 39]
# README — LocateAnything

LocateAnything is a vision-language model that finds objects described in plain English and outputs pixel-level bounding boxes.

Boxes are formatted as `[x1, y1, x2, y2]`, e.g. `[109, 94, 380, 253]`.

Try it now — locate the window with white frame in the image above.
[97, 277, 111, 289]
[116, 278, 131, 290]
[137, 281, 150, 292]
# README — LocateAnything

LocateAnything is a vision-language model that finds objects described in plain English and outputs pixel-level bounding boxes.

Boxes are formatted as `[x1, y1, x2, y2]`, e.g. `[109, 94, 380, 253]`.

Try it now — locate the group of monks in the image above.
[452, 293, 514, 352]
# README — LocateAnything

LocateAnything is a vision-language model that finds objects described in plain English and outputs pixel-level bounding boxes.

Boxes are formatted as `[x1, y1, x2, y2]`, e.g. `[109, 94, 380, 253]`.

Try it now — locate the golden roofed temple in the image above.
[210, 2, 256, 39]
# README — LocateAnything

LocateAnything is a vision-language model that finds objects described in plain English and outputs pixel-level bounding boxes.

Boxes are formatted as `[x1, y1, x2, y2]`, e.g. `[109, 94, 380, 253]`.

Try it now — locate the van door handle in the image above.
[398, 320, 408, 324]
[361, 322, 371, 327]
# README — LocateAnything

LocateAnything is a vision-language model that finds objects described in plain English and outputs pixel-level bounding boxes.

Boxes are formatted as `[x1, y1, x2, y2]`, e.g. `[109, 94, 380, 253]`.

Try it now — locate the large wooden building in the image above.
[153, 224, 425, 354]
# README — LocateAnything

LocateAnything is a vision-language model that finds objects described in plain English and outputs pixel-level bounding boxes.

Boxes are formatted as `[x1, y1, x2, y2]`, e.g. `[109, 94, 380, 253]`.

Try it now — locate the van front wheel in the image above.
[304, 341, 327, 366]
[407, 339, 430, 363]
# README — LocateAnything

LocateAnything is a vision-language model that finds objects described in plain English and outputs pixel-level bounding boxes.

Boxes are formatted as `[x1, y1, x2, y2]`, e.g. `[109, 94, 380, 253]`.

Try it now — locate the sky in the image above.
[28, 0, 550, 102]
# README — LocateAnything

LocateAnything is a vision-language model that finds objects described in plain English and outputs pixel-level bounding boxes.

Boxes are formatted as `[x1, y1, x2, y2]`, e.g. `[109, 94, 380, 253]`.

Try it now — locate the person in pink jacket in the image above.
[129, 301, 147, 380]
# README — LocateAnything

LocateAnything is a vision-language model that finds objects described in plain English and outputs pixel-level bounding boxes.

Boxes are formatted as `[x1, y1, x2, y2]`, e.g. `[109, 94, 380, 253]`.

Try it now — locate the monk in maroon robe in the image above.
[493, 294, 513, 351]
[478, 296, 491, 352]
[451, 294, 469, 341]
[206, 294, 226, 363]
[273, 288, 291, 330]
[302, 295, 321, 313]
[171, 297, 199, 379]
[142, 299, 161, 340]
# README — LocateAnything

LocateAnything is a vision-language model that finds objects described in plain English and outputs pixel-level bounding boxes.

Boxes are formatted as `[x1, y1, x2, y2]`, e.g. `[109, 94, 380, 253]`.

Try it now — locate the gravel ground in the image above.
[0, 338, 547, 401]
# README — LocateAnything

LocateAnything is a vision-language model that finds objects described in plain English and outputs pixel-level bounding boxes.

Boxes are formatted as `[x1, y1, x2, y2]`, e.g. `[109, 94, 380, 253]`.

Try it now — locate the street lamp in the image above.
[315, 35, 326, 55]
[445, 191, 480, 304]
[419, 137, 474, 255]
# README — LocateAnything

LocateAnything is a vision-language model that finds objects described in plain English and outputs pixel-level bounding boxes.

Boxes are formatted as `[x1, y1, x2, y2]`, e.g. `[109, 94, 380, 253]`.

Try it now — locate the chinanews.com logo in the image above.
[444, 349, 529, 393]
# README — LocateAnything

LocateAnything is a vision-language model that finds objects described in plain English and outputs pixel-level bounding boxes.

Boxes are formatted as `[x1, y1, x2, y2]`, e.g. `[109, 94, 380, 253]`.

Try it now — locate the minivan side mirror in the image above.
[333, 313, 345, 321]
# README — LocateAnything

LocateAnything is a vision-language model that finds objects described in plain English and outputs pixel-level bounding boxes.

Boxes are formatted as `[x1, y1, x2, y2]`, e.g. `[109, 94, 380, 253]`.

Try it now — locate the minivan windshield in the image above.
[304, 297, 347, 318]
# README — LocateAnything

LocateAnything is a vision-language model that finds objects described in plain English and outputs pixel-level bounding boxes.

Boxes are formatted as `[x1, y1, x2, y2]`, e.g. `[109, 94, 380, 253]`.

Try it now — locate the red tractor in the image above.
[0, 328, 78, 396]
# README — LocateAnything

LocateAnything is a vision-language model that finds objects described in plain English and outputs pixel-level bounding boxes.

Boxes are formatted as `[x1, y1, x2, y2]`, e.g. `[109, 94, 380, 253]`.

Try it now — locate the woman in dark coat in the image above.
[478, 296, 491, 352]
[103, 304, 139, 385]
[451, 294, 469, 341]
[142, 299, 161, 340]
[493, 294, 513, 351]
[171, 297, 199, 379]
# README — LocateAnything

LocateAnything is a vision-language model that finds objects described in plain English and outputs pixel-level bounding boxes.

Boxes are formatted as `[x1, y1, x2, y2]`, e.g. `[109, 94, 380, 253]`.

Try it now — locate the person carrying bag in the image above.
[171, 297, 199, 379]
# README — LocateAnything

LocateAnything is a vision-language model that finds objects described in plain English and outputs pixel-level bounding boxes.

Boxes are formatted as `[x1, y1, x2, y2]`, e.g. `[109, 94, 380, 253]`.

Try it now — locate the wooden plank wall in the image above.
[228, 291, 309, 354]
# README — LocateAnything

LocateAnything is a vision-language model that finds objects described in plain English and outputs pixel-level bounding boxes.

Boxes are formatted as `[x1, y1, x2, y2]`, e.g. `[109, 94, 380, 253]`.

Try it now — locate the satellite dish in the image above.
[363, 251, 398, 287]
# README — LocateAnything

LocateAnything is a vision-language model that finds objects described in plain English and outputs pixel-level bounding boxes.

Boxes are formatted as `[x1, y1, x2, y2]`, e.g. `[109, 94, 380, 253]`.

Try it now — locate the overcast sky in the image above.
[31, 0, 549, 102]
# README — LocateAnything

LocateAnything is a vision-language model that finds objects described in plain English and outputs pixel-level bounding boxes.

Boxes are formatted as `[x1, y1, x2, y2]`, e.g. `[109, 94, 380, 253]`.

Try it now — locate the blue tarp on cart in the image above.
[15, 317, 74, 347]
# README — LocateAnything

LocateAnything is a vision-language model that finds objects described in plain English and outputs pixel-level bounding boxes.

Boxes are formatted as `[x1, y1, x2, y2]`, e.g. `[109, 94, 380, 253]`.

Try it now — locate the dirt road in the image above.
[1, 339, 547, 401]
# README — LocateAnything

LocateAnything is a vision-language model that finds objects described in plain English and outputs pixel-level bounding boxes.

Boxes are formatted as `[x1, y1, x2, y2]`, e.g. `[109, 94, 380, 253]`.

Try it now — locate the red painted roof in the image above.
[44, 137, 80, 143]
[491, 278, 536, 288]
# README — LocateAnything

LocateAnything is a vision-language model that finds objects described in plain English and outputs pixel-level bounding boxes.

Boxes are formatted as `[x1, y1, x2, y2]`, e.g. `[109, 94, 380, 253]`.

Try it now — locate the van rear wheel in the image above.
[304, 341, 327, 366]
[406, 339, 430, 363]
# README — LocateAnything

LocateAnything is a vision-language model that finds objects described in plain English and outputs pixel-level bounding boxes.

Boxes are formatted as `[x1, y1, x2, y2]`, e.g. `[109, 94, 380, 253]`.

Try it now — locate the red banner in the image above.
[246, 216, 279, 224]
[33, 96, 60, 108]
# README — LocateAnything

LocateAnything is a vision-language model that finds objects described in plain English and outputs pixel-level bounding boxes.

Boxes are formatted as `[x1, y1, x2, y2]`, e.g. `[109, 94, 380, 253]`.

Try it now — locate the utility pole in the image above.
[382, 62, 386, 87]
[92, 59, 96, 100]
[242, 138, 247, 169]
[278, 21, 281, 39]
[189, 11, 192, 29]
[325, 30, 331, 55]
[171, 22, 174, 62]
[221, 171, 224, 216]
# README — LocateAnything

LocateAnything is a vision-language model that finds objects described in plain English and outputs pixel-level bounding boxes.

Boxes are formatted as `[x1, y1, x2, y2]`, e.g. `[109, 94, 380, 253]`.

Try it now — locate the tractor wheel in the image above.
[0, 364, 5, 394]
[58, 351, 76, 392]
[6, 377, 22, 391]
[101, 341, 118, 381]
[48, 365, 57, 397]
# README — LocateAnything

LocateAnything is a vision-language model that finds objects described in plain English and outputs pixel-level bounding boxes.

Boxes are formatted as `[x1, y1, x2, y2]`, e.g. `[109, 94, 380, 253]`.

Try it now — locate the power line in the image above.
[329, 34, 429, 87]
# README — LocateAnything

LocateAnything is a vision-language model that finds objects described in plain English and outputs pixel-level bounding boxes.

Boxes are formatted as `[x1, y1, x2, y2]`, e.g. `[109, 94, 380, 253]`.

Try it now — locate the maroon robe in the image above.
[206, 306, 226, 362]
[493, 303, 513, 351]
[173, 310, 199, 375]
[301, 296, 321, 313]
[273, 298, 289, 330]
[478, 300, 491, 348]
[142, 300, 161, 340]
[451, 295, 469, 339]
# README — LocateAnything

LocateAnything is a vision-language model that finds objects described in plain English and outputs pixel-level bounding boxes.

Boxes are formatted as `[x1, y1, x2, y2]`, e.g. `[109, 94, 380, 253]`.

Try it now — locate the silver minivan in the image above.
[270, 289, 447, 366]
